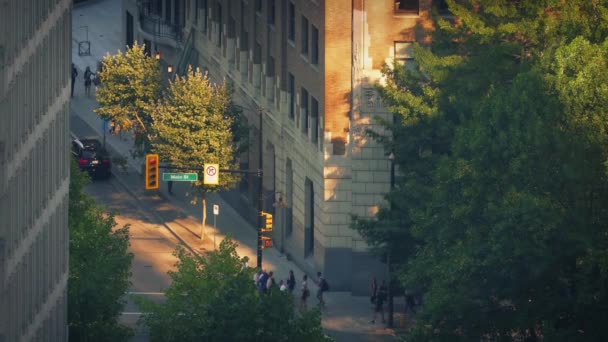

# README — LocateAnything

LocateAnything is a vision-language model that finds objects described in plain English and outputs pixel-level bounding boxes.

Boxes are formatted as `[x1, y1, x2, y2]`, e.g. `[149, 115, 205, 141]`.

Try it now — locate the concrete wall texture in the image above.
[0, 0, 72, 340]
[127, 0, 439, 294]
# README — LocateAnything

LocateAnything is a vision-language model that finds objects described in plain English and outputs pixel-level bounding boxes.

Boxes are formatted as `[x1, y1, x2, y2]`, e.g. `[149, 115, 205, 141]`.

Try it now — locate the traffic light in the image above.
[260, 211, 273, 231]
[145, 154, 159, 190]
[265, 212, 273, 231]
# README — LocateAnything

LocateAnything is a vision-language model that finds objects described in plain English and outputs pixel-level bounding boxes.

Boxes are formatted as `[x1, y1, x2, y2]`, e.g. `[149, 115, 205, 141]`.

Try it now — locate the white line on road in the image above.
[126, 291, 165, 295]
[121, 312, 145, 316]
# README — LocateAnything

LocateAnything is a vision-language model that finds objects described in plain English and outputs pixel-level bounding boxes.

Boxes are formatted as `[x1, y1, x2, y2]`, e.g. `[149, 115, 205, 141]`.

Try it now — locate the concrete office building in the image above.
[0, 0, 72, 340]
[124, 0, 444, 293]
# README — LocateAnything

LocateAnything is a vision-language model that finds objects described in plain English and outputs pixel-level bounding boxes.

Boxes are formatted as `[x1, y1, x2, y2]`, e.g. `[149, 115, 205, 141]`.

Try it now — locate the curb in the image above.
[70, 130, 198, 256]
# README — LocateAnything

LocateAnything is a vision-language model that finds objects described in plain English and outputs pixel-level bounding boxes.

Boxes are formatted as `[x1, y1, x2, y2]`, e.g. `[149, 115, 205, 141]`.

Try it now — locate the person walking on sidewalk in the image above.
[300, 274, 310, 310]
[287, 270, 296, 294]
[84, 66, 93, 97]
[316, 272, 329, 308]
[371, 280, 388, 324]
[71, 63, 78, 97]
[258, 269, 269, 294]
[370, 276, 378, 305]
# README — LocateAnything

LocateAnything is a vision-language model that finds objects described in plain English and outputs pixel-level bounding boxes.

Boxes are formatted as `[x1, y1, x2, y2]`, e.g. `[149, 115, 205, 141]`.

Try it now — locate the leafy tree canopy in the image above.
[68, 161, 134, 341]
[354, 1, 608, 340]
[137, 238, 333, 342]
[95, 42, 162, 156]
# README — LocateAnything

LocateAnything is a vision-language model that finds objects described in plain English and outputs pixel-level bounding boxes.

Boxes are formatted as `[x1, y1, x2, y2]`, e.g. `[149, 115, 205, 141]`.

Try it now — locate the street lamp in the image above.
[167, 64, 173, 73]
[256, 108, 265, 269]
[155, 51, 161, 60]
[387, 151, 396, 328]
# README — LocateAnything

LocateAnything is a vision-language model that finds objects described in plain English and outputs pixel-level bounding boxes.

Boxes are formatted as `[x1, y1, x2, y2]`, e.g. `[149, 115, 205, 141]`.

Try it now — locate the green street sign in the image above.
[162, 173, 198, 182]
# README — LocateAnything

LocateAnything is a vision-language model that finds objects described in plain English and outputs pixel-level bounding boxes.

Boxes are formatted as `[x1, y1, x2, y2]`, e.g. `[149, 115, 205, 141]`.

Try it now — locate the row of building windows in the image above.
[3, 11, 70, 165]
[4, 198, 68, 341]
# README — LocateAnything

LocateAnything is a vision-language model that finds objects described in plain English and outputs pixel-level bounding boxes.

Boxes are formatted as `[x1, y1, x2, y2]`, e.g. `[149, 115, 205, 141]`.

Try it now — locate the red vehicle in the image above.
[71, 138, 111, 179]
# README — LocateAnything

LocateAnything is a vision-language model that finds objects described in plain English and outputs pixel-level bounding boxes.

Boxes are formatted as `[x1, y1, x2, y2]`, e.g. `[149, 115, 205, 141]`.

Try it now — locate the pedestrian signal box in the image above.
[145, 154, 160, 190]
[262, 236, 273, 249]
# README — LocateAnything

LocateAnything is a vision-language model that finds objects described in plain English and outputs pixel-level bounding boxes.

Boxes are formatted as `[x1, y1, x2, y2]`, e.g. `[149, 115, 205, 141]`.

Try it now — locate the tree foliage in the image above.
[149, 67, 247, 232]
[95, 42, 162, 156]
[68, 161, 134, 341]
[137, 238, 332, 342]
[354, 1, 608, 340]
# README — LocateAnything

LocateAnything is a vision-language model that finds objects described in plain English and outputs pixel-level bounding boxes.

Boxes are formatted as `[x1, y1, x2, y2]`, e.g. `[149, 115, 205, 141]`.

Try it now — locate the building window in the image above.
[288, 73, 295, 119]
[254, 42, 262, 64]
[301, 16, 309, 56]
[216, 3, 223, 47]
[268, 0, 275, 25]
[395, 41, 415, 67]
[288, 2, 295, 41]
[311, 25, 319, 65]
[165, 0, 171, 22]
[285, 159, 293, 236]
[394, 0, 419, 15]
[255, 0, 262, 13]
[437, 0, 451, 14]
[240, 0, 248, 50]
[267, 56, 275, 77]
[311, 96, 319, 144]
[199, 0, 208, 32]
[301, 87, 309, 134]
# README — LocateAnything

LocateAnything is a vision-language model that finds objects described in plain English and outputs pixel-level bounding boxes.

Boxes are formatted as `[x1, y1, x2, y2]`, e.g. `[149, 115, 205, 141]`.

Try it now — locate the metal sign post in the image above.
[213, 204, 219, 249]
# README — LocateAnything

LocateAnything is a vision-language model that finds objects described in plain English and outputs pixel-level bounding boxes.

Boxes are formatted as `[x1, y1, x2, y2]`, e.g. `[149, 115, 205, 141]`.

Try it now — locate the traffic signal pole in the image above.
[257, 109, 264, 269]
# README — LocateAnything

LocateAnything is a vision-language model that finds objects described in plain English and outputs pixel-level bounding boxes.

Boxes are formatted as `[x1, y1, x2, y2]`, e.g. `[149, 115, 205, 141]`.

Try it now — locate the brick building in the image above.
[124, 0, 444, 293]
[0, 0, 72, 340]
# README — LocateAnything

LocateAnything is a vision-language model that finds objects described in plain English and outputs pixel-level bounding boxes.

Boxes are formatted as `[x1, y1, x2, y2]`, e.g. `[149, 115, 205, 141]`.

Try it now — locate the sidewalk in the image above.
[71, 1, 402, 340]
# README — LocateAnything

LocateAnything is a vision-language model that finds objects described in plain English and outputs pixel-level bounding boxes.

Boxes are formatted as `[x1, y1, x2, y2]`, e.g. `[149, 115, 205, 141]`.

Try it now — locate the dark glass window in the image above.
[288, 73, 295, 119]
[301, 16, 308, 55]
[311, 96, 319, 144]
[311, 25, 319, 64]
[255, 0, 262, 13]
[301, 87, 309, 133]
[268, 0, 275, 25]
[288, 2, 295, 41]
[395, 0, 419, 15]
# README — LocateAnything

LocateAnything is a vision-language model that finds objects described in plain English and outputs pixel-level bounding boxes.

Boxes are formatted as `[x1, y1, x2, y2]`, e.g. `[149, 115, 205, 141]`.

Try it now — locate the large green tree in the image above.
[68, 161, 134, 341]
[354, 1, 608, 340]
[137, 238, 332, 342]
[95, 42, 162, 156]
[149, 68, 247, 239]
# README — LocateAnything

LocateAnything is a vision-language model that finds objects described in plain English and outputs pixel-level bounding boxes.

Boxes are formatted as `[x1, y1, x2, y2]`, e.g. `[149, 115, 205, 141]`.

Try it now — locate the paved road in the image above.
[71, 111, 175, 340]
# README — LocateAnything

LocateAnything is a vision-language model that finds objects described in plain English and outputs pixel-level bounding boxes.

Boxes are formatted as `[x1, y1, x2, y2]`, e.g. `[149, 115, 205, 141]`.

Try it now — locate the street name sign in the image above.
[203, 164, 219, 185]
[162, 173, 198, 181]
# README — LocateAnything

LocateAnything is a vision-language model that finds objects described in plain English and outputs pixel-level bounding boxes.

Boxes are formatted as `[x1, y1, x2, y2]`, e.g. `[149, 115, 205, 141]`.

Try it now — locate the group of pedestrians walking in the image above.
[71, 63, 100, 98]
[255, 269, 330, 310]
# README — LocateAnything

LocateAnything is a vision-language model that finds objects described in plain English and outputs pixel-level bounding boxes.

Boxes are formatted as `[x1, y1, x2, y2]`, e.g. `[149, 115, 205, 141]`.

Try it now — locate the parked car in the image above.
[71, 138, 111, 178]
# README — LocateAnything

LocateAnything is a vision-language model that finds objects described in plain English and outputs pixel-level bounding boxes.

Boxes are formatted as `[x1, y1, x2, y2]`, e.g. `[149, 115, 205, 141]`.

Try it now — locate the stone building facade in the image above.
[0, 0, 72, 340]
[124, 0, 442, 293]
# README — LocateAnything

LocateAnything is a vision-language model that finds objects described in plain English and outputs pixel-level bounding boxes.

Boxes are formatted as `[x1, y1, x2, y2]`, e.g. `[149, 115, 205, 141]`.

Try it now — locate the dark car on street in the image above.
[71, 138, 111, 179]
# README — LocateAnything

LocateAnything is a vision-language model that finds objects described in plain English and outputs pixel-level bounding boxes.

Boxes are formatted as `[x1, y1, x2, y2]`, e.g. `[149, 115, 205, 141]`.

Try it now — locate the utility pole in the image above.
[257, 109, 264, 268]
[387, 151, 395, 328]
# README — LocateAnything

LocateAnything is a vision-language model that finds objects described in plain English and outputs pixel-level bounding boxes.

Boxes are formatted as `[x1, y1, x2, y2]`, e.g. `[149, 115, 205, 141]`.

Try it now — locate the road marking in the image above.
[121, 312, 146, 316]
[126, 291, 165, 295]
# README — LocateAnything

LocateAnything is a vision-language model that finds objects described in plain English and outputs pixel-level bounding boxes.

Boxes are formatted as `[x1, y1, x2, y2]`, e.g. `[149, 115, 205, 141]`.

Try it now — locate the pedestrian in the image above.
[168, 180, 174, 195]
[316, 271, 329, 307]
[371, 280, 388, 324]
[287, 270, 296, 294]
[300, 274, 310, 310]
[279, 280, 287, 292]
[71, 63, 78, 97]
[253, 269, 261, 286]
[84, 66, 93, 97]
[109, 120, 116, 135]
[258, 269, 269, 294]
[266, 271, 275, 290]
[370, 276, 378, 305]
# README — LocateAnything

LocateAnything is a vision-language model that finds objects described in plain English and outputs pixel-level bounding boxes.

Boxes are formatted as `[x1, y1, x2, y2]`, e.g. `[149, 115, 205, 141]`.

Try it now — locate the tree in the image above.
[137, 238, 333, 342]
[149, 68, 247, 239]
[95, 42, 162, 156]
[354, 1, 608, 340]
[68, 161, 134, 341]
